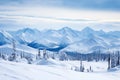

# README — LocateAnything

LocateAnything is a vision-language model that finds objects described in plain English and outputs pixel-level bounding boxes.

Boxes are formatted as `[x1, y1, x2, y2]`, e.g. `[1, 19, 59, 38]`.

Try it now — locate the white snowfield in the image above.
[0, 60, 120, 80]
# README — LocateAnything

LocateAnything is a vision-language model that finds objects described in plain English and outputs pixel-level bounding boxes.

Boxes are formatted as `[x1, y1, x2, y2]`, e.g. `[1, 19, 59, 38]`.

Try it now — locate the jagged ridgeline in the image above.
[0, 27, 120, 61]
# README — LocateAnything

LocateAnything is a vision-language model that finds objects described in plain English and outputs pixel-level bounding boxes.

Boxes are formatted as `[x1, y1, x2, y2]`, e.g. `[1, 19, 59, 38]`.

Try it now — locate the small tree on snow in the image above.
[87, 66, 93, 72]
[107, 53, 111, 70]
[26, 56, 33, 64]
[20, 51, 25, 59]
[111, 53, 116, 68]
[51, 53, 55, 59]
[116, 51, 120, 66]
[43, 49, 48, 59]
[0, 51, 2, 58]
[80, 54, 84, 72]
[8, 40, 17, 61]
[89, 66, 93, 72]
[36, 49, 41, 60]
[1, 53, 7, 60]
[59, 51, 68, 61]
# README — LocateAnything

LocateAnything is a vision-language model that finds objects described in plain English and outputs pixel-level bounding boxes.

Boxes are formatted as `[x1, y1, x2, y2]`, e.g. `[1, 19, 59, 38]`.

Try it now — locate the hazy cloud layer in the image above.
[0, 0, 120, 31]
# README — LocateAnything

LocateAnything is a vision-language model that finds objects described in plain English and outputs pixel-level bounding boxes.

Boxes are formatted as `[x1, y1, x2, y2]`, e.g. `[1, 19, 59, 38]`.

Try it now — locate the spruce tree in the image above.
[116, 51, 120, 66]
[36, 49, 41, 60]
[43, 49, 47, 59]
[0, 51, 1, 58]
[108, 53, 111, 70]
[59, 51, 68, 61]
[80, 53, 84, 72]
[111, 53, 116, 68]
[9, 40, 17, 61]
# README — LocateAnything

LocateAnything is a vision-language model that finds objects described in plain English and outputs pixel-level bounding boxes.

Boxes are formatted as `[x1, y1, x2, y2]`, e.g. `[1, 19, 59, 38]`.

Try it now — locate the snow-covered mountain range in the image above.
[0, 27, 120, 53]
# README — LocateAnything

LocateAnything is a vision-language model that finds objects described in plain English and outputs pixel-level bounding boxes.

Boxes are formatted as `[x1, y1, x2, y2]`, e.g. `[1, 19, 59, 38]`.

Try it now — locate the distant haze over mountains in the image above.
[0, 27, 120, 53]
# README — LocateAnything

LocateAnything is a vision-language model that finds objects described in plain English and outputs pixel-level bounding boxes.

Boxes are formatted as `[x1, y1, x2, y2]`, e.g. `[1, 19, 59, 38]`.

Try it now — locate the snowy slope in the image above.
[0, 30, 13, 45]
[0, 44, 37, 55]
[0, 60, 120, 80]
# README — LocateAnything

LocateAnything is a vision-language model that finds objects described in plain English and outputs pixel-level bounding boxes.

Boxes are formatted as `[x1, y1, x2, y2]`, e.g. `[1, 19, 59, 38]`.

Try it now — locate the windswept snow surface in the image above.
[0, 60, 120, 80]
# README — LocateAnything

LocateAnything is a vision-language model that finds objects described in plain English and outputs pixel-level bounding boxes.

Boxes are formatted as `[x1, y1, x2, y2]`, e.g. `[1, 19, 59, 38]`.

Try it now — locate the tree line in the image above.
[0, 40, 120, 72]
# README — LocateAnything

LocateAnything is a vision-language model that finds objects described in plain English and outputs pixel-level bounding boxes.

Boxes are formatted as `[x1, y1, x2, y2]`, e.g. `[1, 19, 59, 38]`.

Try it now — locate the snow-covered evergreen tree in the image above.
[51, 53, 55, 59]
[20, 51, 25, 59]
[80, 54, 84, 72]
[43, 49, 48, 60]
[108, 53, 111, 70]
[8, 40, 17, 61]
[27, 57, 33, 64]
[116, 51, 120, 66]
[111, 53, 116, 68]
[36, 49, 41, 60]
[59, 51, 68, 61]
[0, 51, 2, 58]
[1, 53, 7, 60]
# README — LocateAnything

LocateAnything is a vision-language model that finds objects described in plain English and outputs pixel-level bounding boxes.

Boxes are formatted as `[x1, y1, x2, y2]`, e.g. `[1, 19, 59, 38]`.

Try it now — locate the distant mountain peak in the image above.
[84, 27, 93, 30]
[81, 27, 94, 33]
[22, 28, 34, 32]
[60, 27, 72, 31]
[17, 28, 39, 34]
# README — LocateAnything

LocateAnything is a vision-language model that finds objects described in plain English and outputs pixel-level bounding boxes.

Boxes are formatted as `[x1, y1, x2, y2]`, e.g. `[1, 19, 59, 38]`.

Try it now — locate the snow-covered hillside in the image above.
[0, 27, 120, 80]
[0, 60, 120, 80]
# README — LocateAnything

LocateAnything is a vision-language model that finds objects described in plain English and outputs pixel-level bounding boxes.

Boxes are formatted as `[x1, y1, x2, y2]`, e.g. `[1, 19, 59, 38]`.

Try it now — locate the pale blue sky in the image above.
[0, 0, 120, 31]
[0, 0, 120, 11]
